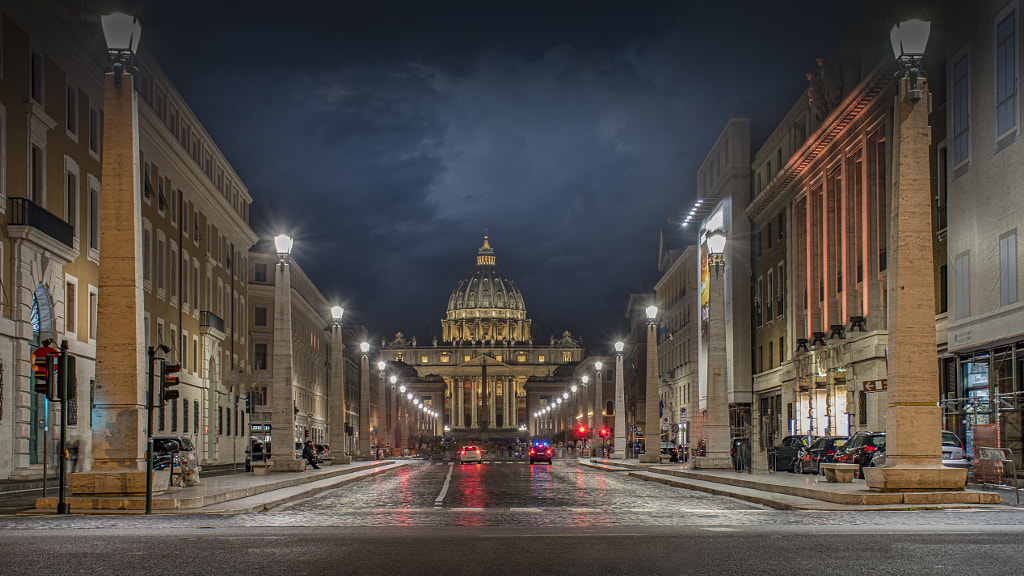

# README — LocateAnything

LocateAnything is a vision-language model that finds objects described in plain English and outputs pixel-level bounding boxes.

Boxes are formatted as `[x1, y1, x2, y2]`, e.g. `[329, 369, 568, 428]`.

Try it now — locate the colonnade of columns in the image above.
[449, 376, 521, 429]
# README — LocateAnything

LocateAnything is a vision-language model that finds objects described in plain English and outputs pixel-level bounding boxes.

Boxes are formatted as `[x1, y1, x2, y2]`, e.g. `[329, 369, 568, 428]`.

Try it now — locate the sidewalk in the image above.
[580, 458, 1012, 511]
[31, 460, 406, 514]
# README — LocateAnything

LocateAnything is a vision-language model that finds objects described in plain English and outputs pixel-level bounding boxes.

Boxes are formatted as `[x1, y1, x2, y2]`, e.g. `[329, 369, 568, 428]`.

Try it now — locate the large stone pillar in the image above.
[864, 74, 965, 490]
[695, 264, 732, 469]
[270, 257, 302, 471]
[71, 70, 163, 496]
[358, 352, 370, 457]
[471, 378, 479, 428]
[328, 323, 349, 463]
[640, 319, 661, 463]
[611, 349, 626, 459]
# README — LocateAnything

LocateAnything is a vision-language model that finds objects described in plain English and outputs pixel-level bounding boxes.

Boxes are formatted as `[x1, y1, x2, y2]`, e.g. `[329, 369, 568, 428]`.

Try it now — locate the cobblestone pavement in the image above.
[1, 460, 1022, 530]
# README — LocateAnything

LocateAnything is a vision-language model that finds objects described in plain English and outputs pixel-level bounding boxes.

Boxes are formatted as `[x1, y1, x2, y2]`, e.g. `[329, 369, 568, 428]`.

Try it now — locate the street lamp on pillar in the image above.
[864, 19, 964, 492]
[358, 341, 371, 459]
[270, 233, 301, 471]
[328, 305, 349, 462]
[611, 341, 626, 459]
[101, 13, 141, 89]
[274, 234, 294, 265]
[593, 361, 603, 455]
[640, 306, 660, 463]
[695, 225, 732, 469]
[377, 360, 387, 452]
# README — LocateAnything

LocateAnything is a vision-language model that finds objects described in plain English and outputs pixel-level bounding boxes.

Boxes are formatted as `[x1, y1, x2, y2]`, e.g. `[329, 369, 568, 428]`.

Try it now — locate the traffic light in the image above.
[61, 356, 77, 401]
[33, 354, 57, 401]
[599, 427, 610, 439]
[159, 362, 181, 403]
[577, 424, 587, 438]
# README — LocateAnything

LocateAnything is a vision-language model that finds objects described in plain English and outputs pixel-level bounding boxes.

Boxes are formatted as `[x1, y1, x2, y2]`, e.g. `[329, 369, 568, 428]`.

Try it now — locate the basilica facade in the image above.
[380, 237, 584, 444]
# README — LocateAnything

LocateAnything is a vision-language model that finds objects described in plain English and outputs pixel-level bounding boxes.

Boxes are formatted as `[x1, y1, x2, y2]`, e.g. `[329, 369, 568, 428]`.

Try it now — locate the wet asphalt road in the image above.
[2, 459, 1023, 575]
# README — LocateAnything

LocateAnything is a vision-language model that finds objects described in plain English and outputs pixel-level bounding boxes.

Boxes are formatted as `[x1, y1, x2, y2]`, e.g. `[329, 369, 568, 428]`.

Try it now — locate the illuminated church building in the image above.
[381, 237, 584, 443]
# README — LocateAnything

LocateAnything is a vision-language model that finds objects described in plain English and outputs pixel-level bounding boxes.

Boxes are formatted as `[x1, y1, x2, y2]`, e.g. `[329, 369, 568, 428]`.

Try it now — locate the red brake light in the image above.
[459, 450, 465, 455]
[864, 445, 877, 453]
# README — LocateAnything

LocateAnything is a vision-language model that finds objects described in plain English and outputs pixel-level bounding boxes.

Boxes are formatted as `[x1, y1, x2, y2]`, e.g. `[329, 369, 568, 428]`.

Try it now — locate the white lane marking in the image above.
[700, 527, 740, 531]
[434, 463, 454, 506]
[449, 507, 487, 512]
[510, 508, 544, 513]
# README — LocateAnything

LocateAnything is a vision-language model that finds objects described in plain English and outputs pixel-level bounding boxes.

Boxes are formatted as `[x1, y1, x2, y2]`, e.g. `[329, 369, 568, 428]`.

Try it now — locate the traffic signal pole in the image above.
[145, 347, 156, 514]
[57, 341, 69, 514]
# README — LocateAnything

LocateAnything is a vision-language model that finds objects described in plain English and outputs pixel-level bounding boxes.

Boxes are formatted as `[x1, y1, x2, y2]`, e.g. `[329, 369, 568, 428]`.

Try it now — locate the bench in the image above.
[820, 463, 859, 483]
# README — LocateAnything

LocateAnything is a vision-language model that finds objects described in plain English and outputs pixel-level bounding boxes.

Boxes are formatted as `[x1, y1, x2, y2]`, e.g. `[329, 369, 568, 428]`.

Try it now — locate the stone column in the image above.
[695, 263, 732, 469]
[270, 257, 302, 471]
[71, 70, 163, 496]
[358, 352, 370, 457]
[328, 323, 348, 462]
[611, 350, 626, 459]
[376, 369, 385, 449]
[864, 75, 965, 491]
[489, 377, 497, 427]
[640, 320, 661, 463]
[471, 378, 478, 428]
[593, 369, 603, 448]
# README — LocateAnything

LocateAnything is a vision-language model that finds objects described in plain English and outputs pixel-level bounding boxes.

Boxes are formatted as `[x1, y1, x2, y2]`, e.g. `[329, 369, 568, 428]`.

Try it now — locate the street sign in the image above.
[863, 379, 888, 392]
[671, 423, 679, 434]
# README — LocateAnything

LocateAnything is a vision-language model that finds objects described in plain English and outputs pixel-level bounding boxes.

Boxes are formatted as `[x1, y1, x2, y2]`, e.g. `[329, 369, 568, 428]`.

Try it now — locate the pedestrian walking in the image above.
[302, 440, 320, 470]
[69, 439, 80, 473]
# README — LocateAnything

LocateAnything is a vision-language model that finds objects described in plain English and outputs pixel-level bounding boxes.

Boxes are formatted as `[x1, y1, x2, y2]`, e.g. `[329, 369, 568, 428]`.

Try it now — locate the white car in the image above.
[459, 445, 482, 464]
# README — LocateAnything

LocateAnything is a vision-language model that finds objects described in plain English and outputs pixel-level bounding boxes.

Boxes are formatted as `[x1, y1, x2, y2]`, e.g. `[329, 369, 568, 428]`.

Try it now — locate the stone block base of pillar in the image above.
[638, 454, 661, 464]
[68, 470, 169, 496]
[332, 455, 352, 465]
[609, 451, 625, 460]
[863, 465, 968, 492]
[692, 456, 733, 470]
[271, 458, 307, 472]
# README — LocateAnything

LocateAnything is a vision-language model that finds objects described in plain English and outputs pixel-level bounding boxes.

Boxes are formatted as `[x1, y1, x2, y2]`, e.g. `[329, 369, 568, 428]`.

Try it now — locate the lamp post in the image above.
[864, 20, 965, 491]
[695, 229, 733, 469]
[358, 342, 371, 458]
[328, 306, 349, 463]
[611, 342, 627, 459]
[77, 12, 150, 498]
[640, 306, 661, 463]
[593, 361, 603, 456]
[385, 370, 394, 454]
[269, 235, 304, 471]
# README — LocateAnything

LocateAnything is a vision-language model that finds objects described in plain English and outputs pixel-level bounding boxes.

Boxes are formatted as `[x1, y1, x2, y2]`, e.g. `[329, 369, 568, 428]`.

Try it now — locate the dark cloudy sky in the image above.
[139, 1, 858, 350]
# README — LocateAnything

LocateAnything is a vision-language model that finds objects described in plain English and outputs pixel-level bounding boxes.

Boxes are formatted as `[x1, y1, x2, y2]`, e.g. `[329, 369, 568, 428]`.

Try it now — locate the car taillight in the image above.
[459, 450, 465, 456]
[475, 450, 480, 454]
[864, 445, 877, 453]
[545, 449, 551, 456]
[529, 449, 536, 455]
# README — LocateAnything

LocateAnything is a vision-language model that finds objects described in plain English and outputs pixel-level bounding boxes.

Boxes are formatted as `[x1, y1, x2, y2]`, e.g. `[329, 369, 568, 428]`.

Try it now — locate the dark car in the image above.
[314, 444, 330, 463]
[774, 435, 812, 473]
[244, 440, 269, 471]
[529, 441, 553, 465]
[660, 442, 681, 462]
[794, 436, 848, 474]
[152, 436, 194, 470]
[838, 431, 885, 477]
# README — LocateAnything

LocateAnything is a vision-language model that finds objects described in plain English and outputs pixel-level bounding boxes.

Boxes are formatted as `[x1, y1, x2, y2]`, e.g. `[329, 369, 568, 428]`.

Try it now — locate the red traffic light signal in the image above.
[577, 424, 587, 437]
[31, 346, 58, 400]
[160, 362, 181, 403]
[598, 427, 610, 438]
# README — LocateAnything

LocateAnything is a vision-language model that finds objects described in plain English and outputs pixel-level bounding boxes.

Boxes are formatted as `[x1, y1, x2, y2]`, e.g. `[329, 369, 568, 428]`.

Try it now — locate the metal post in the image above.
[57, 341, 69, 514]
[145, 347, 156, 514]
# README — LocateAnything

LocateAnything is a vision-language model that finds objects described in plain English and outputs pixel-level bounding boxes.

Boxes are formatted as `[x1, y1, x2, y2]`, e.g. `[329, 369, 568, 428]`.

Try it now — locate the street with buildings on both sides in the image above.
[2, 458, 1024, 575]
[3, 1, 1024, 573]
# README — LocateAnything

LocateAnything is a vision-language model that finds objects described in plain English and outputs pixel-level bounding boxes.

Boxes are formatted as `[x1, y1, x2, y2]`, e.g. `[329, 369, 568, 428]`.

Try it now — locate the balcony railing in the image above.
[8, 197, 73, 248]
[200, 310, 224, 332]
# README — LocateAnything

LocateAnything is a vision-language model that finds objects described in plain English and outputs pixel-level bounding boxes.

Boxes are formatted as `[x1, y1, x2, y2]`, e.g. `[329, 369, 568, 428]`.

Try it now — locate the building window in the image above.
[65, 163, 78, 233]
[88, 289, 98, 340]
[254, 306, 267, 326]
[254, 263, 267, 282]
[30, 50, 43, 103]
[421, 355, 429, 364]
[995, 5, 1018, 140]
[955, 252, 970, 319]
[952, 49, 971, 167]
[538, 355, 545, 363]
[30, 144, 44, 203]
[65, 280, 76, 335]
[89, 107, 100, 156]
[254, 343, 267, 369]
[1000, 231, 1018, 306]
[194, 401, 200, 435]
[142, 225, 152, 284]
[183, 398, 189, 433]
[89, 185, 100, 250]
[66, 85, 77, 137]
[157, 237, 165, 292]
[171, 399, 178, 432]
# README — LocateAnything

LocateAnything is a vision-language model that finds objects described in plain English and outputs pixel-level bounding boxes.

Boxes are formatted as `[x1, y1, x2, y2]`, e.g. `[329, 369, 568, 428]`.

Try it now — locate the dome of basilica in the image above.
[443, 237, 531, 343]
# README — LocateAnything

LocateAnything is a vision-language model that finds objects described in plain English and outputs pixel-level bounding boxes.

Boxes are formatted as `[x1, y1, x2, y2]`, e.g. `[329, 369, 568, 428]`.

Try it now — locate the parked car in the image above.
[315, 444, 330, 463]
[152, 436, 195, 471]
[838, 431, 886, 477]
[660, 442, 681, 462]
[459, 445, 483, 464]
[529, 441, 553, 465]
[245, 440, 268, 471]
[774, 435, 812, 473]
[794, 436, 848, 475]
[869, 430, 970, 471]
